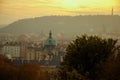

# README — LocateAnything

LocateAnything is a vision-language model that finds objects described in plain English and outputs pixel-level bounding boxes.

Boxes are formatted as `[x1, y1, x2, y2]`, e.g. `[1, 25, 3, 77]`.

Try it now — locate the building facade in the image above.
[3, 42, 21, 60]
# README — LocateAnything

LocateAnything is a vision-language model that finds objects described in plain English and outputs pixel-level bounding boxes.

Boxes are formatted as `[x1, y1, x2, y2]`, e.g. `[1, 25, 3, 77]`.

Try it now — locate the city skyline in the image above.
[0, 0, 120, 25]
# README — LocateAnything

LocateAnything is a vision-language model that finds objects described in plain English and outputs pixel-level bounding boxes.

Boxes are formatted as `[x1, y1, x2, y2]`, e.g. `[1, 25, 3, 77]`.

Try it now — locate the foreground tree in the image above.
[97, 46, 120, 80]
[59, 35, 117, 80]
[0, 55, 18, 80]
[18, 63, 49, 80]
[0, 55, 49, 80]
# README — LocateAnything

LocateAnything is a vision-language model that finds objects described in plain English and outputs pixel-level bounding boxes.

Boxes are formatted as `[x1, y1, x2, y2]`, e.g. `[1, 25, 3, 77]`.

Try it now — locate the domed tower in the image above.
[44, 30, 56, 59]
[44, 30, 56, 47]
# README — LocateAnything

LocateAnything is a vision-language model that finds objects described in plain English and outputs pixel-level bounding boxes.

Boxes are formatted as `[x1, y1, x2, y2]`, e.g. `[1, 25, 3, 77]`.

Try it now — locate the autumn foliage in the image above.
[18, 63, 48, 80]
[0, 55, 49, 80]
[0, 55, 18, 80]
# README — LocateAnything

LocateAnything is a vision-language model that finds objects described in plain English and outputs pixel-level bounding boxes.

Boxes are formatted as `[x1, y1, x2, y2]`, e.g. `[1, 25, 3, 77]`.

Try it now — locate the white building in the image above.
[3, 42, 21, 60]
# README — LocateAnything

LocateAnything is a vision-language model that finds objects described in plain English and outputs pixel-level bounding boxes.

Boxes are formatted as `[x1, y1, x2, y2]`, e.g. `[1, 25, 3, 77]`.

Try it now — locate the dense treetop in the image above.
[59, 35, 117, 80]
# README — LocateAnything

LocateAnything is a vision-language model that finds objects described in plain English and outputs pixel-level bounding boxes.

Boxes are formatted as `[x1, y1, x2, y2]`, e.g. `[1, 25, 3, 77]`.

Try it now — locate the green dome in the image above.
[44, 38, 56, 46]
[44, 30, 56, 46]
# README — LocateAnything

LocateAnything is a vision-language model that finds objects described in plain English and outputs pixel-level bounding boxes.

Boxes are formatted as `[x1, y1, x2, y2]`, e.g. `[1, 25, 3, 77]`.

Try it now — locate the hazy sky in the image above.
[0, 0, 120, 24]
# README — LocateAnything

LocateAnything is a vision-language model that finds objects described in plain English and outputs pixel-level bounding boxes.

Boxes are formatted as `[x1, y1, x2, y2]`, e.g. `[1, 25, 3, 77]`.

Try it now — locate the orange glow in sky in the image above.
[0, 0, 120, 24]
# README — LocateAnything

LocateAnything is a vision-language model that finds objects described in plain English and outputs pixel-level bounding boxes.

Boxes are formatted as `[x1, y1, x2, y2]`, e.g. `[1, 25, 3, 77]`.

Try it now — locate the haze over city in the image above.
[0, 0, 120, 80]
[0, 0, 120, 25]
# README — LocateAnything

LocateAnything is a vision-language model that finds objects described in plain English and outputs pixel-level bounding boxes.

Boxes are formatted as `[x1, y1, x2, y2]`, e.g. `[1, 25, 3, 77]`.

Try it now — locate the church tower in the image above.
[49, 30, 52, 38]
[44, 30, 56, 47]
[44, 30, 56, 60]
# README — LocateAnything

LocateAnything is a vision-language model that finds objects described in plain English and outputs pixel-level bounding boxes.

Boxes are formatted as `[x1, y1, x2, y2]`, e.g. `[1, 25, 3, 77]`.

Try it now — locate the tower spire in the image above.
[49, 30, 52, 38]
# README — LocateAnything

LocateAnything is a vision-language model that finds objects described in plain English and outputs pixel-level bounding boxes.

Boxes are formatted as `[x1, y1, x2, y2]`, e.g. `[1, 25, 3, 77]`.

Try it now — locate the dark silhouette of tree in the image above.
[0, 55, 49, 80]
[97, 46, 120, 80]
[59, 35, 117, 80]
[18, 63, 49, 80]
[0, 55, 18, 80]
